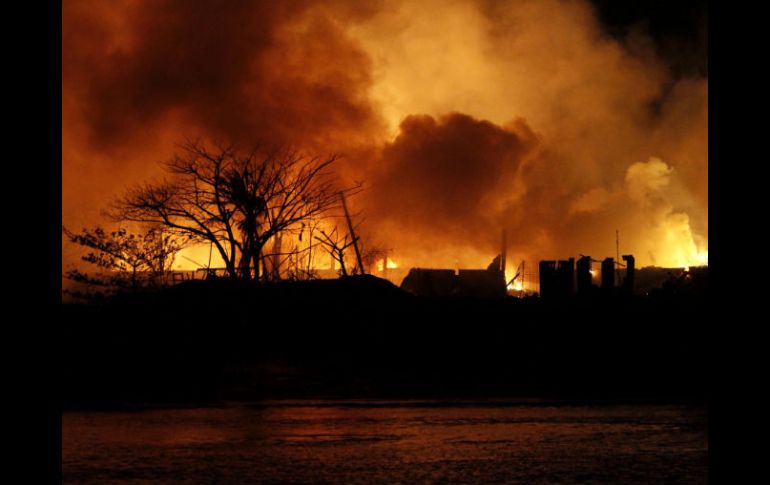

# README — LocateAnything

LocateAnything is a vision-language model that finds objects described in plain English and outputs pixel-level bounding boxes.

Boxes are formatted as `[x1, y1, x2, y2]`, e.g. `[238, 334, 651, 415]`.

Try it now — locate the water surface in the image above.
[63, 401, 707, 484]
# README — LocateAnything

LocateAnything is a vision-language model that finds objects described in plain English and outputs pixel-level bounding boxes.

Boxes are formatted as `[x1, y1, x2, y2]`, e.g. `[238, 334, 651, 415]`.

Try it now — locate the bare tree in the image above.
[111, 140, 350, 281]
[260, 230, 310, 282]
[313, 226, 358, 276]
[360, 243, 387, 275]
[63, 225, 187, 296]
[301, 218, 323, 276]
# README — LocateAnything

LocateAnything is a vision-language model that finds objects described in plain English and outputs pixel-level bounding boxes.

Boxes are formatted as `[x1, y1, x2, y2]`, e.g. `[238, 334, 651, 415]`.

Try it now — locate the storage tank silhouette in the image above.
[622, 254, 635, 294]
[538, 261, 556, 298]
[576, 256, 592, 295]
[601, 258, 615, 290]
[556, 258, 575, 297]
[539, 259, 573, 298]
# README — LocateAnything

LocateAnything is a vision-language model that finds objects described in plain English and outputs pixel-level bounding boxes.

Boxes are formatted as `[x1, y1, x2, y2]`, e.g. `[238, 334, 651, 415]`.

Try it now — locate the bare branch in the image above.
[110, 141, 350, 281]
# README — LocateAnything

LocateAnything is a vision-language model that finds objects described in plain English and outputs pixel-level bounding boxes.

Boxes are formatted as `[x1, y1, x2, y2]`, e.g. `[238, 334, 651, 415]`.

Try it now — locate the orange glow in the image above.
[62, 0, 707, 277]
[508, 280, 523, 292]
[377, 258, 399, 271]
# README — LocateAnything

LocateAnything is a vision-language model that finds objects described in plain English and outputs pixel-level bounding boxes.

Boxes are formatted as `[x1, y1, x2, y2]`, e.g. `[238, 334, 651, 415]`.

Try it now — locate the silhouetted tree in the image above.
[314, 226, 358, 276]
[111, 141, 350, 281]
[359, 242, 387, 275]
[63, 225, 187, 297]
[299, 218, 324, 278]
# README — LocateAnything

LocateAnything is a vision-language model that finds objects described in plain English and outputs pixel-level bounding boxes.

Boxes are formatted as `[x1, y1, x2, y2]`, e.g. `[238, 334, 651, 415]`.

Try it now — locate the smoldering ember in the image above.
[61, 1, 709, 484]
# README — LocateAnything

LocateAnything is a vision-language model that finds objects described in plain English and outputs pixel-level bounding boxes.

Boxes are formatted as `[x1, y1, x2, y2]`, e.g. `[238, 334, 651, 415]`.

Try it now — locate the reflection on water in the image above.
[63, 401, 707, 484]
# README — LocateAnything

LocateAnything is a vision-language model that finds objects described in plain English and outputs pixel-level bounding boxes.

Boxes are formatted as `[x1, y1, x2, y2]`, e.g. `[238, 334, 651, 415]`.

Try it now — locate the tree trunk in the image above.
[271, 234, 283, 281]
[239, 237, 254, 280]
[252, 245, 263, 282]
[261, 253, 269, 283]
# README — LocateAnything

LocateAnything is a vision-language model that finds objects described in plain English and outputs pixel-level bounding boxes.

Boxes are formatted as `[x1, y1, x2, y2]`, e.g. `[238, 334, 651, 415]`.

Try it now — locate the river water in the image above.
[63, 401, 707, 484]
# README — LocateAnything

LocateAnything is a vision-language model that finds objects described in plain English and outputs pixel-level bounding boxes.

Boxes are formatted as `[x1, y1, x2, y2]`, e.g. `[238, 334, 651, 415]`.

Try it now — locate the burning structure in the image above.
[400, 255, 507, 298]
[400, 231, 509, 298]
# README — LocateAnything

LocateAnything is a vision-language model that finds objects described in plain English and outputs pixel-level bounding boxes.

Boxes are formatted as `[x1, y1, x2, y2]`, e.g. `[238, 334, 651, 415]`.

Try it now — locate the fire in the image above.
[680, 249, 707, 271]
[624, 158, 708, 269]
[61, 2, 707, 279]
[656, 239, 708, 269]
[377, 258, 399, 271]
[507, 280, 523, 292]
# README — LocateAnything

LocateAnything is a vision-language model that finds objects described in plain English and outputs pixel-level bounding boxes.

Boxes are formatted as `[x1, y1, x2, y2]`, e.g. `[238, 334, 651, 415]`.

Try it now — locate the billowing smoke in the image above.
[362, 113, 539, 266]
[623, 157, 707, 267]
[63, 0, 707, 275]
[351, 0, 707, 269]
[64, 0, 385, 151]
[62, 0, 388, 265]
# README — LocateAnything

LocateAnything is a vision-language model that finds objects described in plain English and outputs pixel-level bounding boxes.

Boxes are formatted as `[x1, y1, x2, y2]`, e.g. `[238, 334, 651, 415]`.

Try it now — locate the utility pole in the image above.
[501, 228, 507, 279]
[340, 191, 365, 275]
[615, 229, 621, 285]
[382, 248, 388, 279]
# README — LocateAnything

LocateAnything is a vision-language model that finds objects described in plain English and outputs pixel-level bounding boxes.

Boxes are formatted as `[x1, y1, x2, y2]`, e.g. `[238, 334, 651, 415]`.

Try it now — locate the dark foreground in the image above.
[61, 275, 709, 408]
[62, 401, 707, 484]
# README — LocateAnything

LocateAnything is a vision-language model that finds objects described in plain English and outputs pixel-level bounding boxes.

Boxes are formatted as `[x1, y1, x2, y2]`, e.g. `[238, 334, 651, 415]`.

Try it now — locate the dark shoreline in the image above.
[61, 276, 709, 410]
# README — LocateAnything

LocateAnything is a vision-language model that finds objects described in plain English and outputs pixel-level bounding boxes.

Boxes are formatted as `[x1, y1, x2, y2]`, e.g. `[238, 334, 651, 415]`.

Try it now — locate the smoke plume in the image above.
[63, 0, 708, 275]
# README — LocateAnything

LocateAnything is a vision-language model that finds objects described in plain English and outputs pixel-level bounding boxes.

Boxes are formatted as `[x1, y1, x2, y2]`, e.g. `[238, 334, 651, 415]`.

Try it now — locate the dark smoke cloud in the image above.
[63, 0, 385, 153]
[359, 111, 605, 266]
[62, 0, 391, 271]
[366, 113, 538, 240]
[361, 108, 705, 270]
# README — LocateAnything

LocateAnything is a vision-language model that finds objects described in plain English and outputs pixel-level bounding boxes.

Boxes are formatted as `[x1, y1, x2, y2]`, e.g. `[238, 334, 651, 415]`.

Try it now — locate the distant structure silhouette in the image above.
[540, 253, 636, 298]
[401, 256, 506, 298]
[622, 254, 635, 294]
[576, 256, 592, 296]
[538, 259, 574, 298]
[601, 258, 615, 290]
